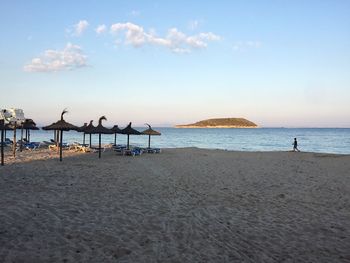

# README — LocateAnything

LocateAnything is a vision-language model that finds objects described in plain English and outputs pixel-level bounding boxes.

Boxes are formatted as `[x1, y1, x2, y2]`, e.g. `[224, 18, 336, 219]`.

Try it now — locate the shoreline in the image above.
[1, 147, 349, 166]
[1, 146, 349, 167]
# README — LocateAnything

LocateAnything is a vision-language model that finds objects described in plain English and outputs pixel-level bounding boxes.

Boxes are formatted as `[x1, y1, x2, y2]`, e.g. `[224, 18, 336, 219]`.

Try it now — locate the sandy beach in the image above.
[0, 148, 349, 262]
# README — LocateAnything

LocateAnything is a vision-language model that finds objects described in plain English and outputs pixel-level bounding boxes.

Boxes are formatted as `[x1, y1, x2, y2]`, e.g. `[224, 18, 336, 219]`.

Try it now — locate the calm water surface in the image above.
[5, 128, 350, 154]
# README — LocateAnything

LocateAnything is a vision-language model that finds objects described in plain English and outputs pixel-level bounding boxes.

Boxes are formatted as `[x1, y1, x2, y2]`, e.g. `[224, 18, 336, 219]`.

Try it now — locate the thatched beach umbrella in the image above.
[19, 119, 39, 152]
[90, 116, 113, 158]
[78, 122, 88, 145]
[42, 109, 78, 162]
[43, 122, 60, 150]
[22, 119, 39, 143]
[0, 119, 5, 166]
[83, 120, 95, 147]
[111, 125, 122, 145]
[121, 122, 141, 150]
[142, 123, 161, 149]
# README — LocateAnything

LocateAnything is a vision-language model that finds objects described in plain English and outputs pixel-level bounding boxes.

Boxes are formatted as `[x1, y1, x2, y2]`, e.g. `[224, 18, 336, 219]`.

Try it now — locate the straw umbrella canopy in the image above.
[77, 122, 88, 145]
[0, 119, 5, 166]
[18, 119, 39, 151]
[21, 119, 39, 142]
[43, 122, 61, 148]
[89, 116, 113, 158]
[110, 125, 123, 145]
[121, 122, 141, 149]
[42, 109, 79, 162]
[83, 120, 95, 147]
[142, 123, 161, 149]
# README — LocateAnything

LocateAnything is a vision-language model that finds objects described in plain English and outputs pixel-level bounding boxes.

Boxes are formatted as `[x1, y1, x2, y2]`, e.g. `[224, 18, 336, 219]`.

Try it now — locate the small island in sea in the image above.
[175, 117, 258, 128]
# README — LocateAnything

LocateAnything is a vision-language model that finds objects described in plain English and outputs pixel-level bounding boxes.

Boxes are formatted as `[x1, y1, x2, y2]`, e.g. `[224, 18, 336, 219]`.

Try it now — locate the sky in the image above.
[0, 0, 349, 127]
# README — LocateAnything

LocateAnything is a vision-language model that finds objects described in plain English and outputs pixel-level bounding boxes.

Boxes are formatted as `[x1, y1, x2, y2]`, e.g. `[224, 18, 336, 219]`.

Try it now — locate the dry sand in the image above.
[0, 148, 349, 262]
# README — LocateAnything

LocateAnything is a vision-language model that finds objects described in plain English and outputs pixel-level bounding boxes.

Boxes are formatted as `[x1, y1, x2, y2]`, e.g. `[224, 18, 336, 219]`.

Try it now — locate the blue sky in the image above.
[0, 0, 349, 127]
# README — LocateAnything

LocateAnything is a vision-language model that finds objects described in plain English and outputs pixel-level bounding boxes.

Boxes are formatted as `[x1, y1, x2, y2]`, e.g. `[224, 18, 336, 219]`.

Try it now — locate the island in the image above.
[175, 118, 258, 128]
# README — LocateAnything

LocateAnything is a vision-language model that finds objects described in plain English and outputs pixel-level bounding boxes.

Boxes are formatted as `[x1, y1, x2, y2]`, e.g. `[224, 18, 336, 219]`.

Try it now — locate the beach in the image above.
[0, 148, 349, 262]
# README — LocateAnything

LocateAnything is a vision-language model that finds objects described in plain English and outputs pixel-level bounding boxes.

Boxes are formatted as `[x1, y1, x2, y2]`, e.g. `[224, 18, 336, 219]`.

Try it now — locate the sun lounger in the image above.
[113, 145, 127, 154]
[43, 141, 55, 146]
[122, 147, 143, 156]
[49, 143, 69, 151]
[143, 147, 161, 153]
[5, 138, 13, 145]
[69, 142, 91, 152]
[90, 146, 106, 153]
[15, 142, 41, 151]
[49, 144, 57, 150]
[25, 142, 41, 151]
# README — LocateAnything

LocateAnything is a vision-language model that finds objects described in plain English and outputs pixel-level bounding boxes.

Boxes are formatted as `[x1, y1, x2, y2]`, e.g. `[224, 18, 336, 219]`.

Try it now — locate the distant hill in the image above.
[175, 118, 258, 128]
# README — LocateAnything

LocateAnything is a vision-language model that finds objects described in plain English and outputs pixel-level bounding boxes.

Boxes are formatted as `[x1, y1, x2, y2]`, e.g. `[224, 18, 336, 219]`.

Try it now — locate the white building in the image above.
[0, 108, 26, 124]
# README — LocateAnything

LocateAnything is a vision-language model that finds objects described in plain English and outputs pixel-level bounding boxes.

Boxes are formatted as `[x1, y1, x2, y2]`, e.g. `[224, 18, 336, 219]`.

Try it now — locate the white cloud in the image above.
[233, 41, 262, 51]
[110, 22, 220, 53]
[74, 20, 89, 36]
[24, 43, 88, 72]
[95, 24, 106, 34]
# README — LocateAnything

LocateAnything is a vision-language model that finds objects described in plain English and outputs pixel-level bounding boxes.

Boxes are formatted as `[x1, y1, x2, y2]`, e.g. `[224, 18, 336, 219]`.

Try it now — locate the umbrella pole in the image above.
[56, 130, 60, 153]
[28, 130, 31, 143]
[99, 133, 101, 158]
[20, 126, 24, 152]
[148, 135, 151, 148]
[89, 134, 92, 147]
[59, 130, 63, 162]
[1, 127, 4, 166]
[114, 133, 117, 145]
[127, 134, 130, 150]
[83, 132, 86, 145]
[13, 124, 16, 158]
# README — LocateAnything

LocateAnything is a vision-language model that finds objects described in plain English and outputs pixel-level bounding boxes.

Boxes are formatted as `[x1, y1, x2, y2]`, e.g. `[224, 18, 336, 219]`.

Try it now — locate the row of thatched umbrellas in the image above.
[1, 118, 39, 165]
[0, 110, 161, 165]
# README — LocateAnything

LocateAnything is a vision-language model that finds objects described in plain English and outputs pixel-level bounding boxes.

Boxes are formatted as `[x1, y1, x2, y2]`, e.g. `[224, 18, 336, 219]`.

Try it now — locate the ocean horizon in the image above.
[4, 127, 350, 155]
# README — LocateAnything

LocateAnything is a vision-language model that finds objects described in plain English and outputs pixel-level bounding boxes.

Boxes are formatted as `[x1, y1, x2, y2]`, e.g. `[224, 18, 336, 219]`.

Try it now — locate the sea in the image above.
[4, 128, 350, 154]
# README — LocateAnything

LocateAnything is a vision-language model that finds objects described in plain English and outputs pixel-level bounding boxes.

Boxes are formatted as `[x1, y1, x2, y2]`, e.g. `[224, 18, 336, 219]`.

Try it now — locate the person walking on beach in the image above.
[293, 138, 300, 152]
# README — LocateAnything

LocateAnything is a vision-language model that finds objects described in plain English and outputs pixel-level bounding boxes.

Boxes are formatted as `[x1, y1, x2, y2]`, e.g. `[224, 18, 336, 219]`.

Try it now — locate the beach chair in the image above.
[67, 142, 90, 152]
[113, 145, 127, 154]
[145, 147, 161, 153]
[134, 147, 145, 154]
[49, 144, 58, 151]
[43, 141, 55, 146]
[80, 146, 91, 152]
[25, 142, 40, 151]
[132, 148, 143, 156]
[69, 142, 82, 151]
[104, 143, 114, 150]
[123, 147, 143, 156]
[49, 143, 69, 151]
[90, 146, 107, 153]
[5, 138, 13, 145]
